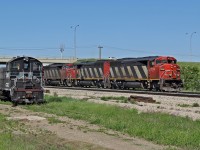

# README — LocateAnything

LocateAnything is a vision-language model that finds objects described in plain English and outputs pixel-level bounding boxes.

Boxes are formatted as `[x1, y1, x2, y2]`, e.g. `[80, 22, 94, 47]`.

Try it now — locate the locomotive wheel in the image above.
[96, 82, 101, 88]
[67, 81, 72, 87]
[72, 80, 78, 87]
[63, 80, 67, 86]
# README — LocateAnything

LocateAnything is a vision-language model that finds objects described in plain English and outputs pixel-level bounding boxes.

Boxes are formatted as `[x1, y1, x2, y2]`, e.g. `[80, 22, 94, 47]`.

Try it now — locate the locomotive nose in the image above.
[160, 64, 180, 79]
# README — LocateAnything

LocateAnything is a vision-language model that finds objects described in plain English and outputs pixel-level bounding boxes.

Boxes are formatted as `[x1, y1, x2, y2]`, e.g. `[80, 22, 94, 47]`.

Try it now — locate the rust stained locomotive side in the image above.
[44, 63, 64, 85]
[44, 56, 183, 91]
[0, 56, 44, 104]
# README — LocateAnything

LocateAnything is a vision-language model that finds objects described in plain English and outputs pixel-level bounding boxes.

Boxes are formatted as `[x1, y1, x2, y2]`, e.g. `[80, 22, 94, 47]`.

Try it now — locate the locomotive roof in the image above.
[7, 56, 41, 63]
[76, 59, 115, 66]
[44, 63, 66, 68]
[76, 62, 96, 66]
[117, 56, 159, 62]
[48, 63, 65, 67]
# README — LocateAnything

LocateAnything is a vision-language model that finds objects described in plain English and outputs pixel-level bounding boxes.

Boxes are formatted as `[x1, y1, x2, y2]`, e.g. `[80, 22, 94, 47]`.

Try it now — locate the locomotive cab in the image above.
[7, 57, 42, 79]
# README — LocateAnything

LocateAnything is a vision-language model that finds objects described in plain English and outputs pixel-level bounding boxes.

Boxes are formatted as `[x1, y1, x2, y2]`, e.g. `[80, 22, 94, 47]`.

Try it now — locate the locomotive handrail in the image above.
[160, 70, 171, 79]
[10, 77, 18, 96]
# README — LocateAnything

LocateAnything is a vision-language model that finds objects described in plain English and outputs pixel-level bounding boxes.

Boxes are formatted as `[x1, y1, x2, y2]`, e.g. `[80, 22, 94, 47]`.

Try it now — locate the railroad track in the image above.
[44, 86, 200, 98]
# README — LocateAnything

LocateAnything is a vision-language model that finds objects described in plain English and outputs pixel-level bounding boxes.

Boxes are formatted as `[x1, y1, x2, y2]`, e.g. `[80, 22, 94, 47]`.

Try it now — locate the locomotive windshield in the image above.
[168, 59, 176, 64]
[156, 59, 176, 64]
[10, 61, 21, 70]
[156, 60, 167, 64]
[8, 58, 42, 72]
[24, 61, 29, 70]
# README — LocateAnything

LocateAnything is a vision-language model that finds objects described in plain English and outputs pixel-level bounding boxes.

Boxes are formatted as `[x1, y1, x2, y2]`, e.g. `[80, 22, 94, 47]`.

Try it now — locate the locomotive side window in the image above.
[33, 62, 42, 71]
[149, 61, 154, 67]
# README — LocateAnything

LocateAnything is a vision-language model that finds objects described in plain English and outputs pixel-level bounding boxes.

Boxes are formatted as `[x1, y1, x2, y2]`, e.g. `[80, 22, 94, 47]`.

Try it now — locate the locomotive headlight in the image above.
[160, 68, 165, 71]
[5, 83, 9, 87]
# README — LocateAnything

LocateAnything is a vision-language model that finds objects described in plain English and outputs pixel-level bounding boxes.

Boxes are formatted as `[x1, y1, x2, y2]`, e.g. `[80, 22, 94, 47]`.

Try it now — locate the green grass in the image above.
[0, 101, 11, 105]
[24, 95, 200, 149]
[47, 116, 66, 124]
[101, 96, 128, 103]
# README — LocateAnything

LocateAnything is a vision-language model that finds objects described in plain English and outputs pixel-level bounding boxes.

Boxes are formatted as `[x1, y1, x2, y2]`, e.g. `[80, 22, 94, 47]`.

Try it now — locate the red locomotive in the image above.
[44, 56, 183, 91]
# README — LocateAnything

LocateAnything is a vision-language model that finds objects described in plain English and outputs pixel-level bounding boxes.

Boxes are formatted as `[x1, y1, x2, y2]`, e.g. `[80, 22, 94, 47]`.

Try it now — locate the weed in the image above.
[177, 104, 190, 107]
[81, 98, 89, 101]
[192, 103, 199, 107]
[53, 92, 58, 97]
[100, 96, 111, 101]
[122, 99, 128, 103]
[101, 96, 127, 102]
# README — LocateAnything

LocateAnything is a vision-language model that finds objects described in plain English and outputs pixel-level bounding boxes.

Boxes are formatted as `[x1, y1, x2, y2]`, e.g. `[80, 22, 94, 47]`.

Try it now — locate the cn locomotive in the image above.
[44, 56, 183, 91]
[0, 56, 44, 105]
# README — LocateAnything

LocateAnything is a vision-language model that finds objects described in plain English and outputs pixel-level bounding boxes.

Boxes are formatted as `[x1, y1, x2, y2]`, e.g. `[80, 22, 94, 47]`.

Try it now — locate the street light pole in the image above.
[98, 46, 103, 60]
[186, 32, 196, 61]
[60, 44, 64, 59]
[71, 25, 79, 59]
[190, 32, 196, 60]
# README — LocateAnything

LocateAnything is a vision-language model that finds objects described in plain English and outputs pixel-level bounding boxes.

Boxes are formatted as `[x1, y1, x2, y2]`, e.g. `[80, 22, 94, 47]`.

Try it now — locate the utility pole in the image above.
[60, 44, 65, 59]
[98, 45, 103, 60]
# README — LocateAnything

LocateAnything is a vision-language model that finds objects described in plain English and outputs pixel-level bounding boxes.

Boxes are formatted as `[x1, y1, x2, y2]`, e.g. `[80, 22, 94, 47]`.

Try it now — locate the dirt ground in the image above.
[0, 104, 166, 150]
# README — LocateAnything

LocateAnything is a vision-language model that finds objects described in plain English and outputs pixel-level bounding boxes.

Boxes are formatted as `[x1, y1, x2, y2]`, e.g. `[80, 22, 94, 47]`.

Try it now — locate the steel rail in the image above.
[44, 86, 200, 98]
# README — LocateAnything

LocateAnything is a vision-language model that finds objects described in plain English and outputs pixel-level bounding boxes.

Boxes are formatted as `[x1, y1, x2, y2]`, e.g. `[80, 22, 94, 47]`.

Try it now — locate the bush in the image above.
[181, 66, 200, 91]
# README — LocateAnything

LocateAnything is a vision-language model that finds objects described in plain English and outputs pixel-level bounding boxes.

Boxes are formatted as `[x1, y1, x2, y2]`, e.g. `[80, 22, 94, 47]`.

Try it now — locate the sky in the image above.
[0, 0, 200, 62]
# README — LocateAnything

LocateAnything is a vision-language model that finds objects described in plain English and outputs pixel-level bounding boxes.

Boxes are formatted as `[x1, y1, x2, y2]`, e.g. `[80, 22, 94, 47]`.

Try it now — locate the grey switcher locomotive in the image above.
[0, 56, 44, 105]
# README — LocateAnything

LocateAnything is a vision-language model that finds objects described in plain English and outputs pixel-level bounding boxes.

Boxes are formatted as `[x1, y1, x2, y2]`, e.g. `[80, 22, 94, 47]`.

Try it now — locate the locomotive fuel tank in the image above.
[123, 82, 142, 88]
[79, 81, 94, 87]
